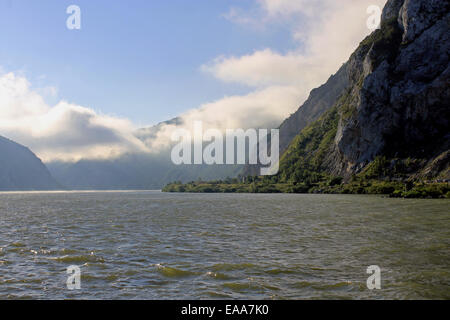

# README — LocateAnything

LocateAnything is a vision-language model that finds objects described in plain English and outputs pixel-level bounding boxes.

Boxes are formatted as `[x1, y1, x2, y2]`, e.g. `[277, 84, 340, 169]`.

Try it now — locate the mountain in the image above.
[47, 118, 242, 190]
[278, 0, 449, 181]
[244, 0, 449, 180]
[0, 136, 60, 191]
[134, 117, 183, 144]
[165, 0, 450, 197]
[47, 152, 242, 190]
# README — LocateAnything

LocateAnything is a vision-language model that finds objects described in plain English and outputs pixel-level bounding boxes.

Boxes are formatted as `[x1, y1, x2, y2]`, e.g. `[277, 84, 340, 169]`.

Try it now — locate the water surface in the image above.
[0, 191, 448, 299]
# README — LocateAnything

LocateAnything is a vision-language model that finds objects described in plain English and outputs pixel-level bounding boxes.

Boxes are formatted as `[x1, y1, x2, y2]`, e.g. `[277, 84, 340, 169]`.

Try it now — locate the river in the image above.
[0, 191, 448, 299]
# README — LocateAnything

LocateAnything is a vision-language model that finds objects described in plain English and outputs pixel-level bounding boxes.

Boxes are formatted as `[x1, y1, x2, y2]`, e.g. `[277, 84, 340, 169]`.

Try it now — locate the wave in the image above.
[205, 271, 231, 280]
[49, 254, 105, 264]
[211, 263, 256, 272]
[265, 268, 298, 275]
[155, 264, 197, 278]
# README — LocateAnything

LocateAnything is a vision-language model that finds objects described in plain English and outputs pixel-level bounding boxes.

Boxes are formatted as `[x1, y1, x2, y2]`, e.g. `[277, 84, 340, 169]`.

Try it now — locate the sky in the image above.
[0, 0, 387, 162]
[0, 0, 297, 125]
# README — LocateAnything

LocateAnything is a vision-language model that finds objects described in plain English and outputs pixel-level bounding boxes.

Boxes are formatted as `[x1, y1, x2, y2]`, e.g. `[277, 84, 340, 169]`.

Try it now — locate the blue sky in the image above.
[0, 0, 297, 126]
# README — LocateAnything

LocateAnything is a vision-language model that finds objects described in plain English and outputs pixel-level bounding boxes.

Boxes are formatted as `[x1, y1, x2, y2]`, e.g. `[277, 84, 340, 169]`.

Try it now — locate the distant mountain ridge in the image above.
[0, 135, 60, 191]
[47, 117, 243, 190]
[47, 152, 242, 190]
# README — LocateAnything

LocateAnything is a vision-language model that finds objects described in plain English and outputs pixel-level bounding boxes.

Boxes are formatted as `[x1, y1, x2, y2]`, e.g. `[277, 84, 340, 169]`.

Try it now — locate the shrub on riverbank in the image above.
[163, 179, 449, 199]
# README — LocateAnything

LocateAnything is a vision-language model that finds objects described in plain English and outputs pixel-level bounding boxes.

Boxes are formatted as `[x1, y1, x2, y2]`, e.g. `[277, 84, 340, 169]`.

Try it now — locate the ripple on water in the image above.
[265, 268, 299, 275]
[211, 263, 256, 272]
[311, 281, 354, 291]
[204, 291, 233, 299]
[49, 254, 105, 264]
[221, 280, 281, 293]
[205, 271, 232, 280]
[222, 282, 262, 292]
[80, 273, 119, 282]
[155, 264, 198, 278]
[10, 242, 26, 248]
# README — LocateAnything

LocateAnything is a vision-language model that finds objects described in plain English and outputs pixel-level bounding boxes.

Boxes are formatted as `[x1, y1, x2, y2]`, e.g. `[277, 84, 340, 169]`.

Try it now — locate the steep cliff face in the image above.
[330, 0, 449, 178]
[279, 0, 449, 182]
[0, 136, 60, 190]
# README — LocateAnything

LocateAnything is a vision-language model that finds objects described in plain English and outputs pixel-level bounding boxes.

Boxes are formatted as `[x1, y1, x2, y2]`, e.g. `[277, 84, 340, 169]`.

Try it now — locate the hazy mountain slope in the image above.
[279, 0, 450, 182]
[47, 152, 242, 190]
[48, 118, 242, 190]
[0, 136, 60, 190]
[278, 64, 350, 156]
[47, 153, 170, 190]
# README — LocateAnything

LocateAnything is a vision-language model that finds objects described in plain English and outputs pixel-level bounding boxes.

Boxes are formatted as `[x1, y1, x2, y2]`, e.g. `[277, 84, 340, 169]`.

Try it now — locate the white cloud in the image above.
[0, 72, 148, 162]
[258, 0, 319, 17]
[202, 49, 310, 87]
[144, 85, 304, 151]
[207, 0, 387, 93]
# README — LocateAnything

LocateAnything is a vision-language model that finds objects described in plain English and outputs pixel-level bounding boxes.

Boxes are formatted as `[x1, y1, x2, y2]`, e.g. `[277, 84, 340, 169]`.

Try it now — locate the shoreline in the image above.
[163, 181, 450, 199]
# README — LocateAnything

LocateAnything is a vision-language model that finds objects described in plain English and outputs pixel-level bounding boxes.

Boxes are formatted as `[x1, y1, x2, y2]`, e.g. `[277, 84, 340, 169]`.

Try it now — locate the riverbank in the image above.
[163, 179, 450, 199]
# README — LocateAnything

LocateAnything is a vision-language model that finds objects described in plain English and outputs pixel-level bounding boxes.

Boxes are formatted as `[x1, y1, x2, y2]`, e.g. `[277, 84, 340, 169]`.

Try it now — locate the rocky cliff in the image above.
[277, 0, 449, 182]
[330, 0, 449, 178]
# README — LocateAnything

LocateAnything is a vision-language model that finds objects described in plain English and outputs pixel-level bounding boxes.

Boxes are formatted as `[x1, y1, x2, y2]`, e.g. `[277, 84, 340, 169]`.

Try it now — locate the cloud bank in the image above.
[1, 0, 387, 162]
[0, 72, 148, 162]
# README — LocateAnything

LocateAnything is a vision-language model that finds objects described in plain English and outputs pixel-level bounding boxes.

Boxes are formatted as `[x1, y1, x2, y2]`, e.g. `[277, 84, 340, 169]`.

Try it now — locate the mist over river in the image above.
[0, 191, 448, 299]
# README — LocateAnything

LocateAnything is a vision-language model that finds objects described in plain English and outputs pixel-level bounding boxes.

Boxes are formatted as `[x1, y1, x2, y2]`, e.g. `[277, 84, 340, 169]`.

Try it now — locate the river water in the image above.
[0, 191, 448, 299]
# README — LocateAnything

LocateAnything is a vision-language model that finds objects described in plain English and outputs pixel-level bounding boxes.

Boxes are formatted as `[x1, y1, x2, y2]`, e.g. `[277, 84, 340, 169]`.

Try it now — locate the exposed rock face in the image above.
[0, 136, 60, 190]
[398, 0, 448, 43]
[331, 0, 450, 178]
